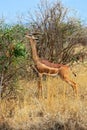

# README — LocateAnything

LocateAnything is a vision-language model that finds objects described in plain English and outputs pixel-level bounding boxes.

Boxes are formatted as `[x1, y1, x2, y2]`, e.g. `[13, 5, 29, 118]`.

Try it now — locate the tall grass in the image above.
[0, 63, 87, 129]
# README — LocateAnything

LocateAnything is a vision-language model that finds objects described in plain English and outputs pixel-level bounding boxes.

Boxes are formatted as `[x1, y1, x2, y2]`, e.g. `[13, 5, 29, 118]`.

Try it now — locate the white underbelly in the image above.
[43, 72, 58, 76]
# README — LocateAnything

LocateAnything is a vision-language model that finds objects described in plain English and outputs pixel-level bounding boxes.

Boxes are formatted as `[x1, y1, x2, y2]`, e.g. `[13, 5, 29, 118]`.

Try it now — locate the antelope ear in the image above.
[32, 36, 36, 39]
[25, 35, 30, 38]
[32, 36, 38, 40]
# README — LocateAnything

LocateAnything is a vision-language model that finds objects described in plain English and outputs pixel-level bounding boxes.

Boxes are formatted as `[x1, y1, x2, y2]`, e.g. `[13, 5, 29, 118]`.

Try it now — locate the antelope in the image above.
[26, 35, 78, 97]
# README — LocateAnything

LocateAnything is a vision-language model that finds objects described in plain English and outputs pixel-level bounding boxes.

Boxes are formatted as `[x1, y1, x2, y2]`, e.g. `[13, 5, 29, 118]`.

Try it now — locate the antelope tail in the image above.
[67, 63, 77, 77]
[72, 71, 77, 77]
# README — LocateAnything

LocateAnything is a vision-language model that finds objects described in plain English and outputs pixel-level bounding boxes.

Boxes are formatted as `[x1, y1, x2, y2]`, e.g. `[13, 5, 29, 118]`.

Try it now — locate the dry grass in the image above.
[0, 63, 87, 129]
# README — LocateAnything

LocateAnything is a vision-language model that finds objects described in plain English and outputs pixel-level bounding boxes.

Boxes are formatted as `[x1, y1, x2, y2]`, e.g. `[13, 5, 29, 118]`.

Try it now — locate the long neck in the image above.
[30, 39, 39, 63]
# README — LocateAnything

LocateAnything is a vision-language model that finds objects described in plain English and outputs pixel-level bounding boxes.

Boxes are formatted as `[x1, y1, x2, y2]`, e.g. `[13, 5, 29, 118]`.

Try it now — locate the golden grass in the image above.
[0, 63, 87, 129]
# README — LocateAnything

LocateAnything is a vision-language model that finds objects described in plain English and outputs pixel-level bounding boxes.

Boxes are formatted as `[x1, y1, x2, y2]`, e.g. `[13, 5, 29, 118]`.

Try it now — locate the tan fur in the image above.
[26, 35, 78, 97]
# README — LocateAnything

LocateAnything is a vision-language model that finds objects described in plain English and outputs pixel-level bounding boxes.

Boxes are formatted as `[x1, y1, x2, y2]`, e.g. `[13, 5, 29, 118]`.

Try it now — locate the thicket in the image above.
[0, 22, 28, 98]
[0, 0, 87, 98]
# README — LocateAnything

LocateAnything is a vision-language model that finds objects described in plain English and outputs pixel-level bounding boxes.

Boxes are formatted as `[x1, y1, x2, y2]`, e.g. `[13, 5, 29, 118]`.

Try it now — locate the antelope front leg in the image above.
[38, 73, 43, 98]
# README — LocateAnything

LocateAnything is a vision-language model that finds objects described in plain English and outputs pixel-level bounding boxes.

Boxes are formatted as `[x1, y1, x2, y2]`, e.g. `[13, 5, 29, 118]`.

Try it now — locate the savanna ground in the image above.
[0, 62, 87, 130]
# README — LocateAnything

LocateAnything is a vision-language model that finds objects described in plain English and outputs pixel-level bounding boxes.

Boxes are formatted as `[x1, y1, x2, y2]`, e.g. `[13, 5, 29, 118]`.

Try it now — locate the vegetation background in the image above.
[0, 0, 87, 129]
